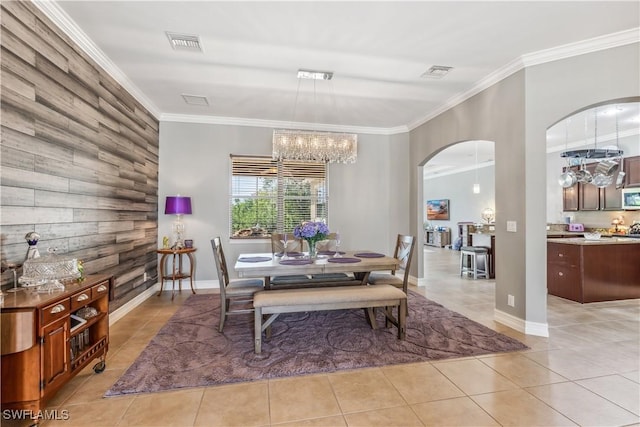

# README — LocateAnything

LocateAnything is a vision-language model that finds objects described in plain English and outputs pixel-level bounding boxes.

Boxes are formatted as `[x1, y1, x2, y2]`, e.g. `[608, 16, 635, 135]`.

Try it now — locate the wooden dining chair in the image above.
[314, 232, 339, 252]
[312, 233, 351, 281]
[269, 233, 311, 286]
[367, 234, 415, 296]
[211, 237, 264, 332]
[270, 232, 303, 255]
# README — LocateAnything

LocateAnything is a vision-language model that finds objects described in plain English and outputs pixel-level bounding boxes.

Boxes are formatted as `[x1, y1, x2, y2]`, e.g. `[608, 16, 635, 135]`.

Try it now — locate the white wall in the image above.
[424, 164, 496, 233]
[158, 122, 405, 282]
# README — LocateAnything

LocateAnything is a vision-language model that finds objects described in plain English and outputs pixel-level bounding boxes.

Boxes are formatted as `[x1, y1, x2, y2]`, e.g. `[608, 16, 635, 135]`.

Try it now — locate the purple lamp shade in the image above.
[165, 196, 192, 215]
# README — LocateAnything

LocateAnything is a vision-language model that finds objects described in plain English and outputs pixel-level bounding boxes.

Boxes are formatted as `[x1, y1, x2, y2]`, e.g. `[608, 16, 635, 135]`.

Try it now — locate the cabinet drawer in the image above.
[71, 289, 93, 310]
[92, 281, 109, 300]
[41, 299, 71, 326]
[547, 243, 580, 267]
[547, 265, 582, 302]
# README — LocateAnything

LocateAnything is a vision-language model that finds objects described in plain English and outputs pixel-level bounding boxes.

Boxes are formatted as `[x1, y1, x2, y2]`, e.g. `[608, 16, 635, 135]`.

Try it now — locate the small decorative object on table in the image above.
[583, 232, 601, 240]
[25, 231, 41, 260]
[293, 221, 329, 259]
[20, 247, 81, 292]
[184, 239, 193, 248]
[162, 236, 170, 249]
[77, 259, 85, 281]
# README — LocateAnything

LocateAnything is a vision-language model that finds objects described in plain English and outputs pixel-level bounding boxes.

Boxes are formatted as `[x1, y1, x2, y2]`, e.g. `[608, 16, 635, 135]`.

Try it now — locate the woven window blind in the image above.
[230, 155, 327, 238]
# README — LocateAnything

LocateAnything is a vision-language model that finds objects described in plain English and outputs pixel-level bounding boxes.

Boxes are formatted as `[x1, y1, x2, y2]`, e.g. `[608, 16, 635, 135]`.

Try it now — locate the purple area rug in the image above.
[105, 291, 528, 396]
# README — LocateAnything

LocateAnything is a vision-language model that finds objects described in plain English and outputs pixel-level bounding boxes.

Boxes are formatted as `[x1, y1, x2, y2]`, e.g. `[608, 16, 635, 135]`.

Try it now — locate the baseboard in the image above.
[191, 280, 219, 290]
[414, 276, 428, 287]
[524, 320, 549, 337]
[109, 283, 160, 325]
[494, 308, 549, 337]
[109, 280, 220, 325]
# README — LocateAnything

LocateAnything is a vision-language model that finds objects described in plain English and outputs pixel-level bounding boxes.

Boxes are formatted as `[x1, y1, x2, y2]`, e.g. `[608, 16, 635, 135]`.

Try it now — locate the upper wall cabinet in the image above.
[624, 156, 640, 187]
[563, 155, 638, 212]
[579, 164, 600, 211]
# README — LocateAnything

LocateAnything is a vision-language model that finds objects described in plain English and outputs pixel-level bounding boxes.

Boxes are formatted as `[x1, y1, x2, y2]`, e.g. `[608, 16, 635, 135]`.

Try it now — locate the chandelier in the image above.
[272, 129, 357, 164]
[272, 69, 358, 164]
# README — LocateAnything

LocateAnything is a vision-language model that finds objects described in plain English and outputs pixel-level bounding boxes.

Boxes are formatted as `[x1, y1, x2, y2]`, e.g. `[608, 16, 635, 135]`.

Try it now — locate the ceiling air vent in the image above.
[182, 94, 209, 106]
[166, 32, 203, 52]
[421, 65, 453, 79]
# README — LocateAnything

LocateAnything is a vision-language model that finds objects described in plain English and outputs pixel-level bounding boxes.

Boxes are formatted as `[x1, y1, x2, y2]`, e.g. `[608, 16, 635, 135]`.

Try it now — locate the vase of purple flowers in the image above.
[293, 221, 329, 259]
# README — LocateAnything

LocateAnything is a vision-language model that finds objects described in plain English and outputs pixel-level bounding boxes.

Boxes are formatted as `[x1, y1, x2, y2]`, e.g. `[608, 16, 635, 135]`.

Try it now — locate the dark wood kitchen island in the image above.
[547, 237, 640, 303]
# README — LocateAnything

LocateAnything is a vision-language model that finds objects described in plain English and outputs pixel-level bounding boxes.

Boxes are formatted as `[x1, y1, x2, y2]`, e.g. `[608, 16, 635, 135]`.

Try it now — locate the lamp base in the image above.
[172, 217, 186, 249]
[171, 240, 185, 250]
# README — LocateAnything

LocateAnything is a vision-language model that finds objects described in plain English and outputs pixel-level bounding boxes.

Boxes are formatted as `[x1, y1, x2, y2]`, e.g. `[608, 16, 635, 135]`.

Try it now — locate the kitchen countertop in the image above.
[547, 237, 640, 245]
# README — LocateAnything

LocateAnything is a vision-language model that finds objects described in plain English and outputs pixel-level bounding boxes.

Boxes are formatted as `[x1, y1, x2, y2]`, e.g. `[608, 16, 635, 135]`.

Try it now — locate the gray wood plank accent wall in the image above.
[0, 1, 160, 310]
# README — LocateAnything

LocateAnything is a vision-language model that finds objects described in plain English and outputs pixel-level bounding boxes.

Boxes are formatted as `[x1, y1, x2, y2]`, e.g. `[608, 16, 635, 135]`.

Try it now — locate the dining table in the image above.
[234, 250, 400, 290]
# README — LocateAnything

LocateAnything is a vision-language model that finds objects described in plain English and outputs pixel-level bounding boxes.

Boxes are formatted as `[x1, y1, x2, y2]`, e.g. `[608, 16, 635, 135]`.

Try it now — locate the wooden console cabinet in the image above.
[1, 275, 111, 414]
[425, 230, 451, 248]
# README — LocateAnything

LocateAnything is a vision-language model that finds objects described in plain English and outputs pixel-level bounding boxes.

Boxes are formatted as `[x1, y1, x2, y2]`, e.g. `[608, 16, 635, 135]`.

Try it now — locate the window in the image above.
[230, 155, 328, 238]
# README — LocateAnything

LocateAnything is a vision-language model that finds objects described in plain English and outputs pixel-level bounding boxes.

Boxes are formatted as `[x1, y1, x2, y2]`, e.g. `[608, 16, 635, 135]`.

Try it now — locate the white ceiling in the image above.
[40, 1, 639, 175]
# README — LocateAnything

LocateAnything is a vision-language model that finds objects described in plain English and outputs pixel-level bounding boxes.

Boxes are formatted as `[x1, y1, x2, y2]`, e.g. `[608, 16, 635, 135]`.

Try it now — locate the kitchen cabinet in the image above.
[600, 180, 622, 210]
[547, 240, 640, 303]
[425, 230, 451, 248]
[563, 185, 579, 211]
[624, 156, 640, 187]
[579, 164, 600, 210]
[1, 275, 111, 415]
[562, 157, 640, 211]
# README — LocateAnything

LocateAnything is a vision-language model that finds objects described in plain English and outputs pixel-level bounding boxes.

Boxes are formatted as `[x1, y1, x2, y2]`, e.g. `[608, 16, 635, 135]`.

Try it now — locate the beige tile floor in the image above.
[27, 247, 640, 426]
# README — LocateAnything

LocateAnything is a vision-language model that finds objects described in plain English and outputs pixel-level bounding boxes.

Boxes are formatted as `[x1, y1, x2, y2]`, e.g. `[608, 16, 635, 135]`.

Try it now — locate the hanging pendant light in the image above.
[473, 141, 480, 194]
[272, 69, 357, 164]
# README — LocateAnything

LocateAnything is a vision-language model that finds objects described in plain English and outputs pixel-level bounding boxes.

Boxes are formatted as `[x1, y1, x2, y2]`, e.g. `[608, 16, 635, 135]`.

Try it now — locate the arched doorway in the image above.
[417, 140, 496, 283]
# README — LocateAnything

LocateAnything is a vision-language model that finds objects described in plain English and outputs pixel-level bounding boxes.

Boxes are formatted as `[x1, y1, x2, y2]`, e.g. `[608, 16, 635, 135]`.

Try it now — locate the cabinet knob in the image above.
[558, 272, 564, 277]
[558, 253, 564, 257]
[97, 285, 107, 293]
[50, 304, 66, 314]
[76, 293, 89, 302]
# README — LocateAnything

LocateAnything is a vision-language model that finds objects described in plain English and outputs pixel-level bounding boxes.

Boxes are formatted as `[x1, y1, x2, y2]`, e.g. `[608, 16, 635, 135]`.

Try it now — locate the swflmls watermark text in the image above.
[2, 409, 70, 421]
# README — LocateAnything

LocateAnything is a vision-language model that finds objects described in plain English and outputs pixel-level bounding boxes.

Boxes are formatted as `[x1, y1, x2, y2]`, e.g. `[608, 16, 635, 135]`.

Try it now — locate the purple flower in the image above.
[293, 221, 329, 242]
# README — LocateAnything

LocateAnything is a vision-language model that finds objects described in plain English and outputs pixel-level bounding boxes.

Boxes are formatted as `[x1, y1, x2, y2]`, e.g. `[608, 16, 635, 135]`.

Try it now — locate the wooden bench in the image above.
[253, 284, 407, 354]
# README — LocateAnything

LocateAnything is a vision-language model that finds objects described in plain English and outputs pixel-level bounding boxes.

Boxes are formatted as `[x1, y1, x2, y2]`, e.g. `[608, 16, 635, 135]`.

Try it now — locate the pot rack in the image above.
[560, 148, 624, 159]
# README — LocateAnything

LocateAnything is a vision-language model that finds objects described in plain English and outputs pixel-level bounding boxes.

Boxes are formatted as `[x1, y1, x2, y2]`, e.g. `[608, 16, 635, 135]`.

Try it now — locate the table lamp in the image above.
[481, 207, 495, 224]
[165, 196, 192, 248]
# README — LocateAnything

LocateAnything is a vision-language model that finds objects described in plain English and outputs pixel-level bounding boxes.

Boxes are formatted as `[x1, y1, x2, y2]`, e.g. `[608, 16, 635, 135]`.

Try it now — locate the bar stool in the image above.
[460, 246, 489, 279]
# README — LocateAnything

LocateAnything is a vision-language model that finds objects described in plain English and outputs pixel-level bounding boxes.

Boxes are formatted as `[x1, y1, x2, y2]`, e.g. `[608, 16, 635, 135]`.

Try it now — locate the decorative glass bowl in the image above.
[583, 232, 601, 240]
[19, 251, 80, 291]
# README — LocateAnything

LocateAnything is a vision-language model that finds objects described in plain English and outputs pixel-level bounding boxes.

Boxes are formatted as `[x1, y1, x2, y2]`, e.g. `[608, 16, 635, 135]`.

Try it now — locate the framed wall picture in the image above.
[426, 199, 450, 220]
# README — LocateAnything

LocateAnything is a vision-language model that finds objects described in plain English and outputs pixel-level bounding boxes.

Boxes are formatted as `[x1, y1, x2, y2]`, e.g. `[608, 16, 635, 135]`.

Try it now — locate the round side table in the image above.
[157, 247, 197, 299]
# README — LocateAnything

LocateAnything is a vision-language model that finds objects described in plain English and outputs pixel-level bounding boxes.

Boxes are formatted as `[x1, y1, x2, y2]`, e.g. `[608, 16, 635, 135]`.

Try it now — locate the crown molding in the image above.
[522, 27, 640, 68]
[32, 1, 161, 119]
[408, 28, 640, 132]
[407, 55, 526, 131]
[160, 113, 408, 136]
[31, 2, 638, 135]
